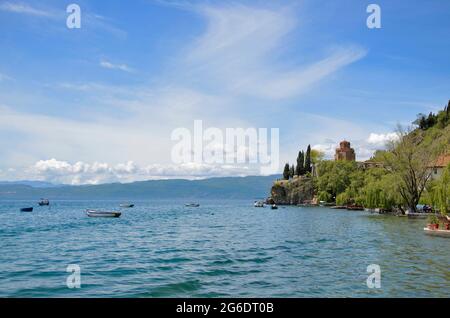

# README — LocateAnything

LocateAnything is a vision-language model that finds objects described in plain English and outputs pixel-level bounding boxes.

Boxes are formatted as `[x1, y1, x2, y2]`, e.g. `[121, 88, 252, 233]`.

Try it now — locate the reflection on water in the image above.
[0, 200, 449, 297]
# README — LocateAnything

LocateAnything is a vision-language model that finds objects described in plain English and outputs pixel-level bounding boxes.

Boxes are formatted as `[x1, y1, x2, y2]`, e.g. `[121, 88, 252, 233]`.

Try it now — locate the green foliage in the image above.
[414, 101, 450, 130]
[316, 161, 403, 210]
[426, 163, 450, 215]
[336, 191, 352, 206]
[317, 191, 333, 202]
[381, 125, 442, 212]
[428, 214, 439, 225]
[310, 149, 325, 164]
[316, 160, 358, 199]
[361, 172, 403, 210]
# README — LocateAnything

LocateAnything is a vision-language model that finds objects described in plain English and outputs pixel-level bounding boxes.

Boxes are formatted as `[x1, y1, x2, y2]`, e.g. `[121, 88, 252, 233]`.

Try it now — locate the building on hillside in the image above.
[335, 140, 356, 161]
[358, 161, 384, 170]
[428, 153, 450, 180]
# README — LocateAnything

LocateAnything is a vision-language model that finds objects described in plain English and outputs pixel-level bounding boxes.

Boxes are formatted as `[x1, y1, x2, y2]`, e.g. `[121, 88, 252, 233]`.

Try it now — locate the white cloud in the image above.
[100, 60, 134, 73]
[312, 131, 398, 161]
[182, 4, 366, 100]
[0, 2, 54, 17]
[312, 143, 336, 159]
[367, 132, 399, 147]
[29, 158, 259, 184]
[0, 2, 126, 37]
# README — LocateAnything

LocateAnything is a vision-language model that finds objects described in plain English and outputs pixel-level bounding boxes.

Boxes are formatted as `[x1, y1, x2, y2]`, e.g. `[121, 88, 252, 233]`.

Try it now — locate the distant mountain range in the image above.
[0, 181, 59, 188]
[0, 175, 280, 200]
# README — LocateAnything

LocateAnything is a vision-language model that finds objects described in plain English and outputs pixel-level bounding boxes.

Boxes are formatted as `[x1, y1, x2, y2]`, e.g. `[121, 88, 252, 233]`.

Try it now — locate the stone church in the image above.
[335, 140, 356, 161]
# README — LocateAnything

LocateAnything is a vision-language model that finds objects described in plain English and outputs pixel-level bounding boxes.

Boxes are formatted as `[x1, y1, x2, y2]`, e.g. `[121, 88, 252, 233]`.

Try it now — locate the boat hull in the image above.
[20, 207, 33, 212]
[86, 210, 121, 218]
[346, 206, 364, 211]
[424, 227, 450, 237]
[120, 204, 134, 208]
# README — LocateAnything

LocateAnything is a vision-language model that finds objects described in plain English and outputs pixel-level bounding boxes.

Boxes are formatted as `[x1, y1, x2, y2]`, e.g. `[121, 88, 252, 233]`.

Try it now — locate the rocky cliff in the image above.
[268, 177, 315, 205]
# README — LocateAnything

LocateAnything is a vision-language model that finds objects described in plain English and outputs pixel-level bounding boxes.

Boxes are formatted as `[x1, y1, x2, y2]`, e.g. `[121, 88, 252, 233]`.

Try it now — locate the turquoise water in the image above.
[0, 200, 449, 297]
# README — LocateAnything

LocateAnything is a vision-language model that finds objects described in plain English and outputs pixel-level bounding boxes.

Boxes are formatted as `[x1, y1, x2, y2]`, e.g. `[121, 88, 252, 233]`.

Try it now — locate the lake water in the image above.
[0, 200, 449, 297]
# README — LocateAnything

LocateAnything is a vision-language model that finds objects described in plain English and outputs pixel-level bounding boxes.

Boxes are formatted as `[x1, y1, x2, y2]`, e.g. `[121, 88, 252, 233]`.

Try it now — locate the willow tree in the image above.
[432, 163, 450, 215]
[383, 127, 437, 213]
[362, 173, 403, 210]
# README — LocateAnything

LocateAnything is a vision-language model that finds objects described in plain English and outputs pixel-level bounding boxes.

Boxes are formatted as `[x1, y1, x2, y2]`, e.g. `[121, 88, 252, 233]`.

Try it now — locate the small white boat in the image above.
[254, 201, 264, 207]
[271, 204, 278, 210]
[38, 199, 50, 206]
[119, 203, 134, 208]
[86, 209, 121, 218]
[185, 203, 200, 207]
[424, 227, 450, 237]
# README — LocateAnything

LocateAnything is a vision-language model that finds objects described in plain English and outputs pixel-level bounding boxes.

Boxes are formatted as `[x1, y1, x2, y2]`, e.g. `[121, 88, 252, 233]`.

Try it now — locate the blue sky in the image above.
[0, 0, 449, 184]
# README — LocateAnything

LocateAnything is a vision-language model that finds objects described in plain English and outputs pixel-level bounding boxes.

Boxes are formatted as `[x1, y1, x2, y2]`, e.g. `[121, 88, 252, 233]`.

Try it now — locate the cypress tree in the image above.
[296, 151, 304, 176]
[289, 164, 295, 179]
[283, 163, 290, 180]
[305, 145, 312, 173]
[427, 112, 435, 128]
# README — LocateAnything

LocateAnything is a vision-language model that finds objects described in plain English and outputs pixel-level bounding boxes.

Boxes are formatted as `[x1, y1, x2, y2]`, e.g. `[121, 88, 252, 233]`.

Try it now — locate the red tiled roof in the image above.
[432, 153, 450, 168]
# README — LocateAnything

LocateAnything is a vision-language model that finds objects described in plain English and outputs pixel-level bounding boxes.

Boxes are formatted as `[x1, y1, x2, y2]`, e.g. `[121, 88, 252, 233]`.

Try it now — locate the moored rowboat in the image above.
[254, 201, 264, 207]
[86, 209, 121, 218]
[38, 199, 50, 206]
[119, 203, 134, 208]
[424, 227, 450, 237]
